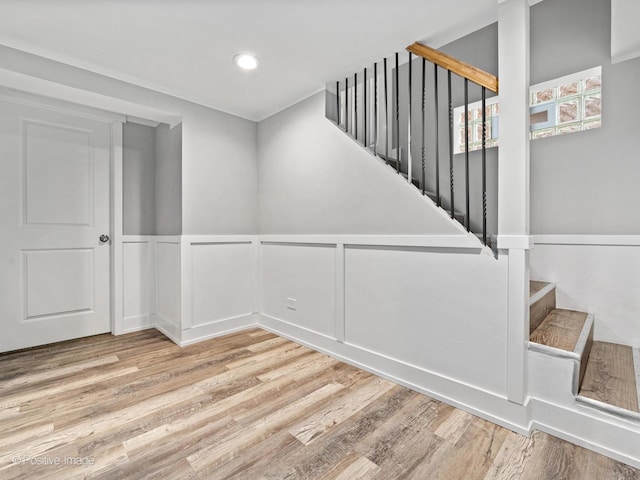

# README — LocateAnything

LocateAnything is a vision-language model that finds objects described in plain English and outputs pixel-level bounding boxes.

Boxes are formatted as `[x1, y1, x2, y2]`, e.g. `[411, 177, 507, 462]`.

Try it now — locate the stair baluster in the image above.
[345, 76, 349, 135]
[336, 81, 340, 128]
[325, 42, 499, 248]
[464, 78, 470, 232]
[447, 69, 454, 219]
[434, 64, 441, 207]
[373, 62, 378, 156]
[394, 53, 400, 174]
[408, 52, 413, 184]
[364, 67, 368, 148]
[384, 58, 389, 166]
[354, 72, 358, 142]
[482, 87, 487, 245]
[421, 58, 426, 196]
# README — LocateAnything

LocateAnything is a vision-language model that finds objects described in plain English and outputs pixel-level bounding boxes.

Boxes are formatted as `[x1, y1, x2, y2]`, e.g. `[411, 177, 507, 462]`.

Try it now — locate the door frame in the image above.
[0, 87, 126, 338]
[111, 121, 125, 335]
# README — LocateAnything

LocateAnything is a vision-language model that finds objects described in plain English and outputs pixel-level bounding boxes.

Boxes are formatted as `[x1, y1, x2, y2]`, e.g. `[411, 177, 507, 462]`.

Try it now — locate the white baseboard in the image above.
[121, 314, 154, 334]
[531, 399, 640, 469]
[180, 313, 258, 346]
[153, 314, 182, 345]
[149, 313, 258, 347]
[121, 324, 155, 335]
[258, 313, 531, 435]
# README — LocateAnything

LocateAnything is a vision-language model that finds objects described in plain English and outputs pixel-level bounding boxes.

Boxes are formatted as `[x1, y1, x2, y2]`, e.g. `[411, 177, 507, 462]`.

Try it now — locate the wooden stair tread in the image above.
[579, 341, 639, 413]
[529, 281, 548, 298]
[529, 309, 588, 352]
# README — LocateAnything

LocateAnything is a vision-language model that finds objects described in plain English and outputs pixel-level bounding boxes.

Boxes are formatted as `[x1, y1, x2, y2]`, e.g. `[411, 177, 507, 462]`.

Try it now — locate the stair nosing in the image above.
[528, 341, 580, 360]
[576, 394, 640, 423]
[529, 282, 556, 306]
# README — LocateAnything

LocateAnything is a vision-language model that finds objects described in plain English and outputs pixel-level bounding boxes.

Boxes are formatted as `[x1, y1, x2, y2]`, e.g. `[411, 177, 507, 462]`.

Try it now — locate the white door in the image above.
[0, 100, 112, 352]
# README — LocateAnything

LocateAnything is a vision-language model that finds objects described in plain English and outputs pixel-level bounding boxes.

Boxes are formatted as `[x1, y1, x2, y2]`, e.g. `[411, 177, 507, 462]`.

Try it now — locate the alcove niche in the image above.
[122, 120, 182, 236]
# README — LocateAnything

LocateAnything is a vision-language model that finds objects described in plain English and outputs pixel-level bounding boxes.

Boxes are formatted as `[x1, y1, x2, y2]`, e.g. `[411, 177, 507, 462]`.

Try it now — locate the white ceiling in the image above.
[0, 0, 499, 121]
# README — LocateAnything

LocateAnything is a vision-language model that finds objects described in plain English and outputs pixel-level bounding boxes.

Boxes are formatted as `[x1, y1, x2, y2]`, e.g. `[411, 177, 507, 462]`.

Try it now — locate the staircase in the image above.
[325, 43, 498, 247]
[529, 280, 640, 419]
[324, 36, 639, 467]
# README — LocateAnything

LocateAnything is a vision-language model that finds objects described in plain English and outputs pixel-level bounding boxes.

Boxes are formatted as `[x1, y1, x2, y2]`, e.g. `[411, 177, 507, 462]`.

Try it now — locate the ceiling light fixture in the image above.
[233, 53, 259, 70]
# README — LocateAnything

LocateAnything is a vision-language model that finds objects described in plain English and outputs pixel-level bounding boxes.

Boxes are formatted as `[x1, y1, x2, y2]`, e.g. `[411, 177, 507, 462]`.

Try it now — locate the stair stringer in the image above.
[528, 346, 640, 469]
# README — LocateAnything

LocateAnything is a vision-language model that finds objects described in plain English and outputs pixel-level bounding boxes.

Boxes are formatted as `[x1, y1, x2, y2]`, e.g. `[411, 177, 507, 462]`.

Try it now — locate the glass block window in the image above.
[453, 66, 602, 154]
[529, 66, 602, 136]
[453, 96, 499, 154]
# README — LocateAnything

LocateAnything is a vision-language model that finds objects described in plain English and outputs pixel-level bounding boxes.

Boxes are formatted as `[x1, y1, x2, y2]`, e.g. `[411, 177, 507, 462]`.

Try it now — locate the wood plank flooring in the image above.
[529, 309, 588, 352]
[0, 329, 638, 479]
[580, 341, 640, 413]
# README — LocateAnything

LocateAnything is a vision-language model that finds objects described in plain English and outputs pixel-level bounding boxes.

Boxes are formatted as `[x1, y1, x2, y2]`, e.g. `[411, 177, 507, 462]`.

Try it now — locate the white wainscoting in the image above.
[344, 245, 510, 395]
[122, 237, 155, 333]
[258, 236, 532, 433]
[180, 236, 258, 345]
[531, 236, 640, 345]
[261, 242, 337, 339]
[117, 233, 640, 467]
[120, 235, 258, 345]
[189, 242, 255, 327]
[155, 237, 182, 342]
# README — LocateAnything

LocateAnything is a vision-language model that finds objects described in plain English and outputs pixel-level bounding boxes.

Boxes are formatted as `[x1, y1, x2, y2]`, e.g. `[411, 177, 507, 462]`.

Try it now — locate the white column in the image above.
[498, 0, 530, 236]
[497, 0, 531, 405]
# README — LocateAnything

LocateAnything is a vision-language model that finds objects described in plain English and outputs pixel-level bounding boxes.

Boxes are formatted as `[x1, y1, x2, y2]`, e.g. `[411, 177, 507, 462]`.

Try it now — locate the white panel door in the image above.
[0, 100, 112, 352]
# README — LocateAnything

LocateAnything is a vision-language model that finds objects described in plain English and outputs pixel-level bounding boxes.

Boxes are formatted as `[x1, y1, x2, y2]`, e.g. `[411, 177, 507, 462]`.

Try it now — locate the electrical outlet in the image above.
[286, 297, 297, 311]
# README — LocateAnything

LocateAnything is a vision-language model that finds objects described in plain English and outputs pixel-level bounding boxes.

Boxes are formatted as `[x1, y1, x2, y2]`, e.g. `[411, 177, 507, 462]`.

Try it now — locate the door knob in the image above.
[99, 234, 110, 243]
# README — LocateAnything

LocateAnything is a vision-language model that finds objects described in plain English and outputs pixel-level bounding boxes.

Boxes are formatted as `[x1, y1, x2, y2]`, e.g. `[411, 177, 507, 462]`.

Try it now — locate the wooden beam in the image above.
[406, 42, 499, 93]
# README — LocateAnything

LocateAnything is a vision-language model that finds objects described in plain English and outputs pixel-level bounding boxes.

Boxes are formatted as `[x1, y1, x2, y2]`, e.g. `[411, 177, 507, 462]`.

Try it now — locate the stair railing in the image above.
[326, 42, 499, 246]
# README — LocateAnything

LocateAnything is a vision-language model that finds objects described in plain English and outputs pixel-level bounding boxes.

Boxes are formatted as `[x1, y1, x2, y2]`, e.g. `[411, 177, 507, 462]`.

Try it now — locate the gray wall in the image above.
[123, 123, 156, 235]
[156, 123, 182, 235]
[530, 0, 640, 234]
[258, 91, 462, 235]
[182, 110, 258, 235]
[0, 46, 259, 235]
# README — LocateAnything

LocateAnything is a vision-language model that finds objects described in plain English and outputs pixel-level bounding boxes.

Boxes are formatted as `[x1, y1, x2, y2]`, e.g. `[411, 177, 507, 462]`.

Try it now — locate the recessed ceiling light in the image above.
[233, 53, 259, 70]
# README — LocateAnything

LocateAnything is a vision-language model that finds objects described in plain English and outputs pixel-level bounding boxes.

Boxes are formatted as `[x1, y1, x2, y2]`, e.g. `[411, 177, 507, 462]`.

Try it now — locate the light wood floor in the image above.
[1, 329, 638, 479]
